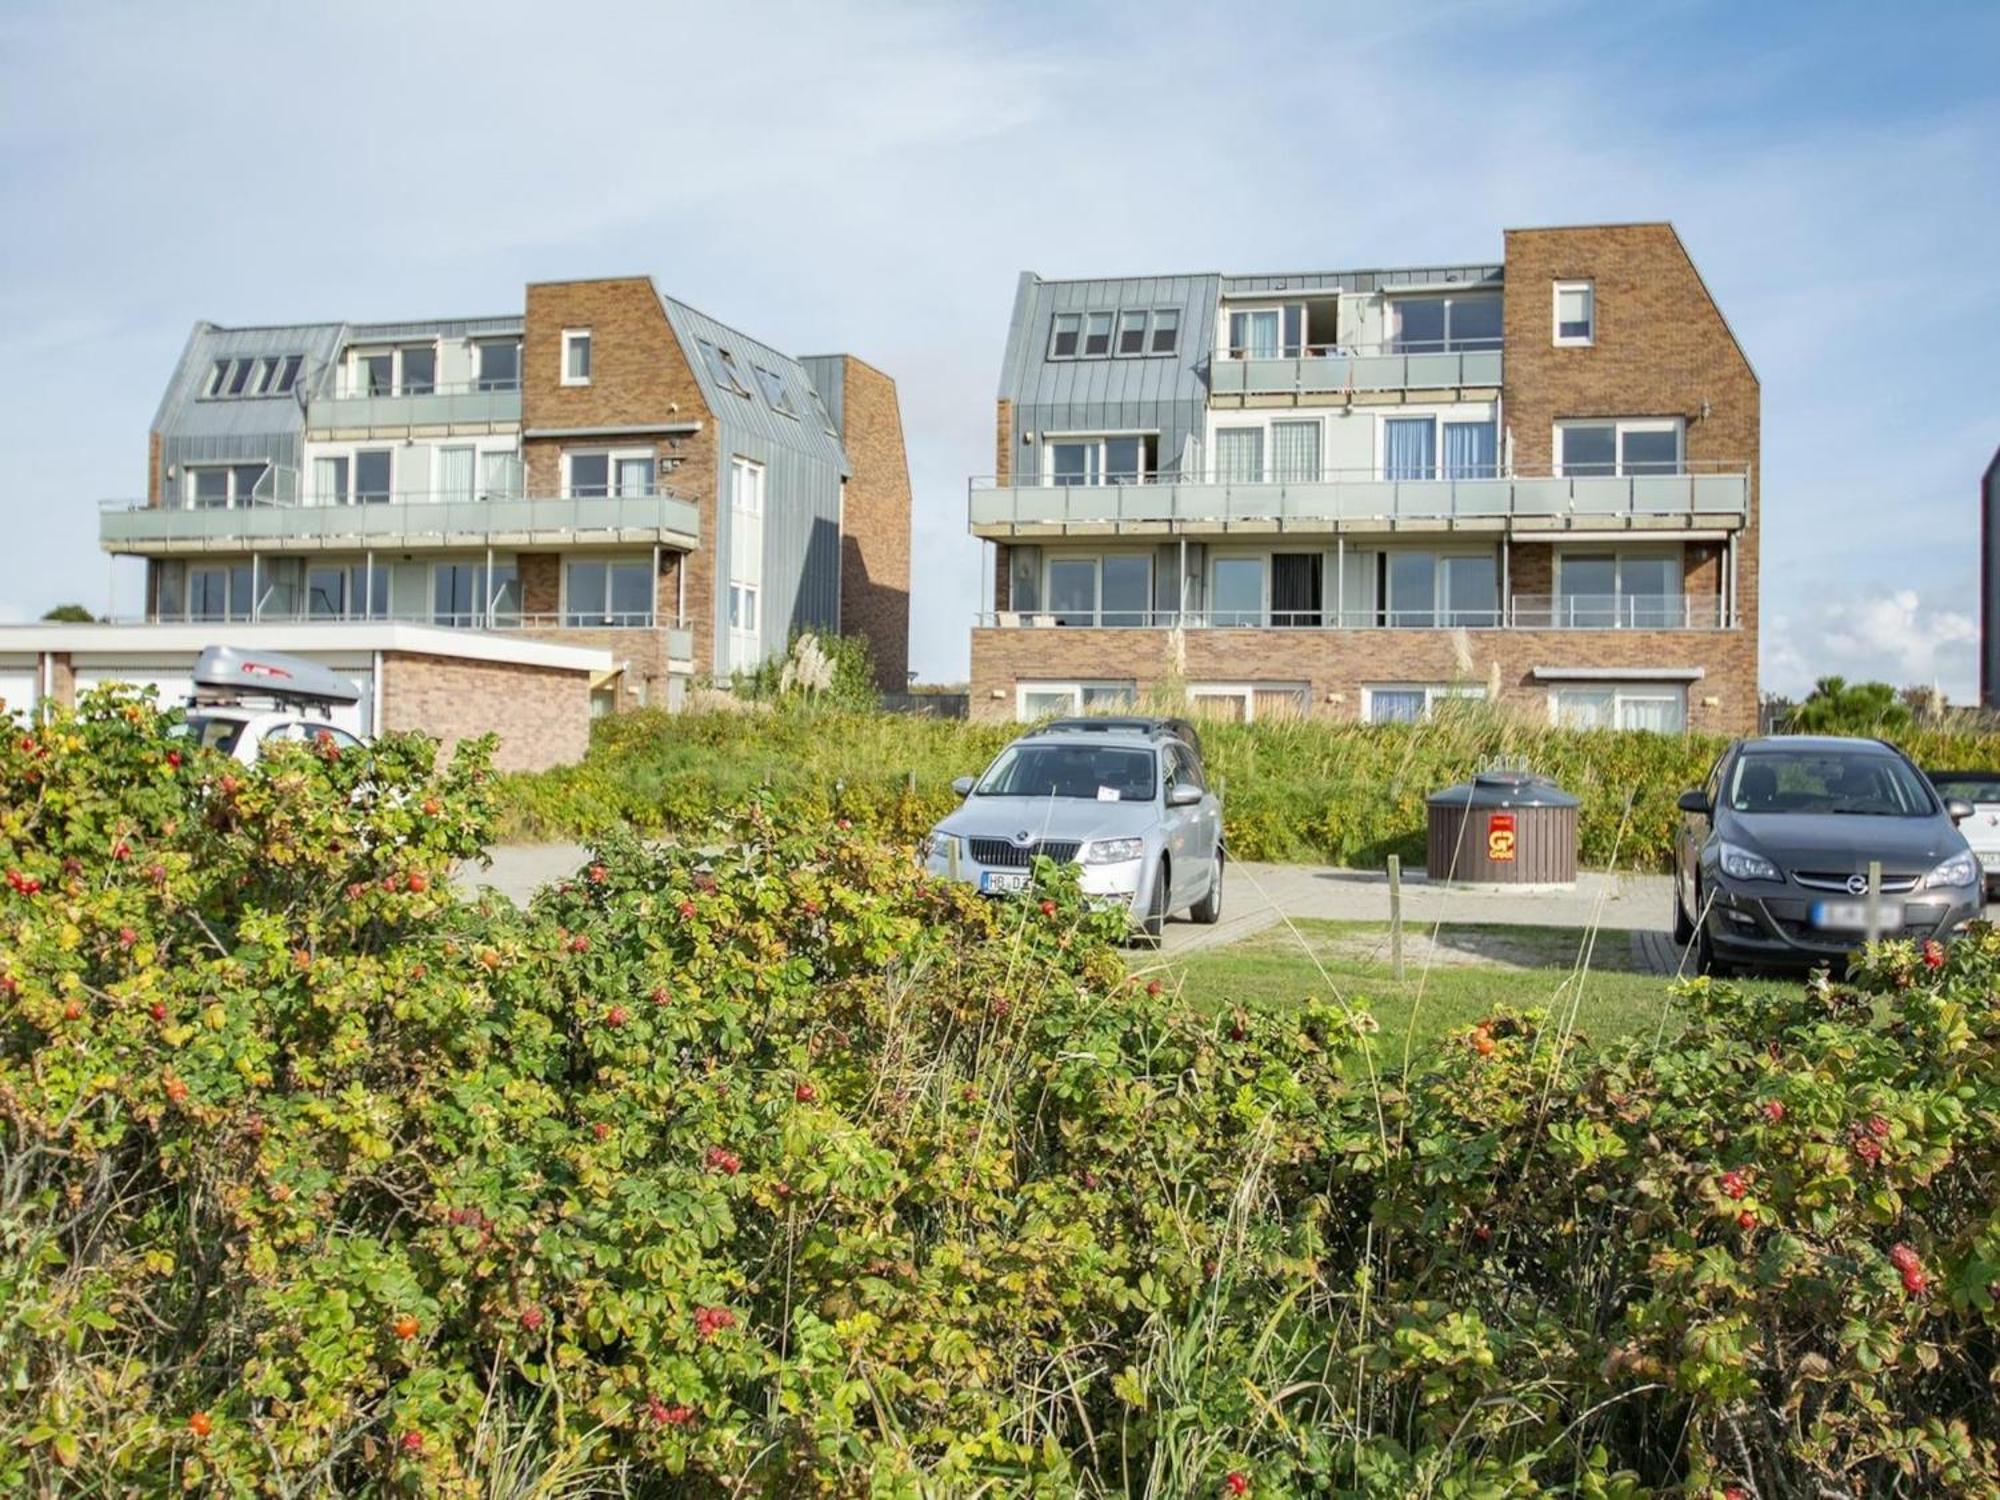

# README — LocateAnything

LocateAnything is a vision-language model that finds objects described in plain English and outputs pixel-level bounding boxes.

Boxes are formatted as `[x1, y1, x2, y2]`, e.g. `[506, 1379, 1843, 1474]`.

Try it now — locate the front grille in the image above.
[968, 837, 1081, 869]
[1792, 871, 1920, 894]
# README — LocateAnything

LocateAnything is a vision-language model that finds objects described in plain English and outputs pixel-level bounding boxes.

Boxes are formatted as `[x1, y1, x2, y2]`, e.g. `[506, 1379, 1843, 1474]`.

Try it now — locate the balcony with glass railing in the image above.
[305, 377, 522, 433]
[117, 606, 696, 660]
[99, 489, 701, 554]
[1209, 337, 1503, 398]
[975, 591, 1727, 633]
[968, 464, 1750, 536]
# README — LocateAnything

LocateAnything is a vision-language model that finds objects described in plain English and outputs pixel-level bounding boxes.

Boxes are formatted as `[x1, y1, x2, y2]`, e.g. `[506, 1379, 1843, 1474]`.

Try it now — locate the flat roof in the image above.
[0, 623, 613, 674]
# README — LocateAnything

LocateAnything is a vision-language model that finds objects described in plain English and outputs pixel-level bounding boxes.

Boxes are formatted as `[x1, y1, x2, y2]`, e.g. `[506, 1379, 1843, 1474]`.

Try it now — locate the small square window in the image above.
[563, 329, 592, 385]
[1116, 310, 1148, 356]
[1082, 311, 1113, 357]
[753, 365, 795, 415]
[1554, 280, 1594, 346]
[476, 341, 520, 391]
[401, 346, 436, 395]
[1049, 313, 1081, 359]
[1150, 309, 1180, 354]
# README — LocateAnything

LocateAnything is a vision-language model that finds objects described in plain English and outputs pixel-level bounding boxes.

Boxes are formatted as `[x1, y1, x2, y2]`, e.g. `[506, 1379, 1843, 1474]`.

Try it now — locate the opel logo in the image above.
[1845, 874, 1869, 896]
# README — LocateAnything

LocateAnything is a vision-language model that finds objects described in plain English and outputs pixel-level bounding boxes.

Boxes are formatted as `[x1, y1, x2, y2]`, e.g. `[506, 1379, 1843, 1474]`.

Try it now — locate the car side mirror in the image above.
[1677, 788, 1710, 815]
[1947, 797, 1975, 825]
[1167, 782, 1203, 807]
[951, 775, 975, 798]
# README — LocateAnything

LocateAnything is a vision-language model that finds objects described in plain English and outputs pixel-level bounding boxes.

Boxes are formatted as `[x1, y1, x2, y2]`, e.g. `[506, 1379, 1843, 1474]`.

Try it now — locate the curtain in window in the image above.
[1271, 421, 1321, 482]
[480, 452, 522, 500]
[438, 448, 475, 506]
[1442, 421, 1497, 480]
[1619, 695, 1684, 732]
[1271, 553, 1322, 628]
[616, 457, 655, 497]
[1214, 428, 1264, 483]
[1369, 690, 1426, 724]
[1231, 310, 1280, 359]
[1384, 419, 1436, 481]
[312, 457, 345, 506]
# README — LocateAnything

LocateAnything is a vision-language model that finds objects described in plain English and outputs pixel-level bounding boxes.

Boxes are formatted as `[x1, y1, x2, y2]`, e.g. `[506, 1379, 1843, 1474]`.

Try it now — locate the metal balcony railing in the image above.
[1508, 593, 1726, 630]
[119, 609, 698, 658]
[1210, 338, 1503, 395]
[306, 380, 522, 431]
[969, 464, 1750, 531]
[99, 491, 701, 551]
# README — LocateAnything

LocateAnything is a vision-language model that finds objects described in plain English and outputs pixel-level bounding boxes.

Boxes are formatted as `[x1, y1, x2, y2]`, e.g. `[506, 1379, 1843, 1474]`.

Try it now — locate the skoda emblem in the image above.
[1845, 873, 1869, 896]
[1012, 830, 1035, 847]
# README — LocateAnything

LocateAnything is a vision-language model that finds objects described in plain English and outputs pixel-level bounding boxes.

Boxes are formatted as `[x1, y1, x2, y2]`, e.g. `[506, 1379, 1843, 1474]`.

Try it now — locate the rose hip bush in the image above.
[4, 691, 2000, 1496]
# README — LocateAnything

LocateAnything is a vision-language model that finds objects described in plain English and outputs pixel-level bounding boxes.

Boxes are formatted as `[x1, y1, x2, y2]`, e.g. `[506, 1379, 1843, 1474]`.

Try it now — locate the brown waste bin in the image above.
[1426, 771, 1579, 888]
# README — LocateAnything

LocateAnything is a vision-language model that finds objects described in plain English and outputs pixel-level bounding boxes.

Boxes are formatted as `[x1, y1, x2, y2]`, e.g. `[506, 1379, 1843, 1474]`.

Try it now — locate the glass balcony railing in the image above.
[973, 592, 1727, 632]
[1210, 339, 1502, 396]
[119, 608, 696, 660]
[99, 491, 701, 552]
[307, 380, 522, 431]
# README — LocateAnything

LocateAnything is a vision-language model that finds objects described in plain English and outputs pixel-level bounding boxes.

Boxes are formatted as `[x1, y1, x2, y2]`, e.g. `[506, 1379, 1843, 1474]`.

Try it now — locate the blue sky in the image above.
[2, 0, 1996, 695]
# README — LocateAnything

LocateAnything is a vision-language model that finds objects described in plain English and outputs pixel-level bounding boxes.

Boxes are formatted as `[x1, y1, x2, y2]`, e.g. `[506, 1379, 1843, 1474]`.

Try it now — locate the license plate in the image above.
[980, 870, 1031, 895]
[1810, 899, 1902, 931]
[1981, 853, 2000, 871]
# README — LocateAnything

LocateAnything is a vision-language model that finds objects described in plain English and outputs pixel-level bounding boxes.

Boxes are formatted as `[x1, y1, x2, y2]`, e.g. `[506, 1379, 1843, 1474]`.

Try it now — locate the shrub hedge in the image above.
[6, 693, 2000, 1494]
[496, 706, 2000, 872]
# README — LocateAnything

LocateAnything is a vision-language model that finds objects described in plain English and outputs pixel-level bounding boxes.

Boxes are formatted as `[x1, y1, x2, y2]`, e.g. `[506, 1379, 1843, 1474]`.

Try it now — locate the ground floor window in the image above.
[1188, 682, 1311, 722]
[1550, 683, 1687, 731]
[1015, 681, 1137, 719]
[1362, 683, 1487, 724]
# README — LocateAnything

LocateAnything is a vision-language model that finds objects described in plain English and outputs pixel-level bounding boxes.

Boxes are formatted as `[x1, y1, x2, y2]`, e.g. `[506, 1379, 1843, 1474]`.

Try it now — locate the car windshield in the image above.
[1728, 749, 1937, 817]
[975, 743, 1157, 802]
[1930, 774, 2000, 804]
[181, 714, 246, 755]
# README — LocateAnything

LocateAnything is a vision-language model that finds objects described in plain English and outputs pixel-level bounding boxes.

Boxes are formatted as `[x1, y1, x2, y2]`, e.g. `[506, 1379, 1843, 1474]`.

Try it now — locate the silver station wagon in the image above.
[920, 717, 1224, 942]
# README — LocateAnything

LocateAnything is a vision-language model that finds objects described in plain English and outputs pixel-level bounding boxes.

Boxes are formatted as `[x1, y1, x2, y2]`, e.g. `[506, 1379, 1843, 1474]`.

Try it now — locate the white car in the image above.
[1927, 771, 2000, 899]
[179, 707, 366, 765]
[175, 645, 369, 765]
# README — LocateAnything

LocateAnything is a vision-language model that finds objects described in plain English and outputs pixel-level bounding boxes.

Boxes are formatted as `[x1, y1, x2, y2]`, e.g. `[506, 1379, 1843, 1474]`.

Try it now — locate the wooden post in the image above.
[1388, 854, 1405, 981]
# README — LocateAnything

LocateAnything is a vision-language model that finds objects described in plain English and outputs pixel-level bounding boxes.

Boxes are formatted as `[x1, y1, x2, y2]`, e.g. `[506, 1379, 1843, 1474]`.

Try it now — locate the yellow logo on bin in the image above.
[1487, 812, 1517, 863]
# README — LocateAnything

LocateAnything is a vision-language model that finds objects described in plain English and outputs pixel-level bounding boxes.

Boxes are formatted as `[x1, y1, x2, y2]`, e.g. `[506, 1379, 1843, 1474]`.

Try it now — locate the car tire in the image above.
[1190, 849, 1225, 925]
[1135, 860, 1169, 947]
[1671, 878, 1694, 946]
[1694, 891, 1733, 979]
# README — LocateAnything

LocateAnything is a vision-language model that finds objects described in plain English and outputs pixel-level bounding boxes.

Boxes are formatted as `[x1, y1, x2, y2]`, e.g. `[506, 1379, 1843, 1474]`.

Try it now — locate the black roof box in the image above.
[191, 646, 362, 708]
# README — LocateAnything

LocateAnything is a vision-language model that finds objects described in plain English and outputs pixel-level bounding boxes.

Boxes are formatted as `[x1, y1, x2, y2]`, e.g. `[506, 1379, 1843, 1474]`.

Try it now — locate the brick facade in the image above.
[521, 277, 715, 690]
[378, 652, 592, 772]
[832, 356, 912, 690]
[969, 624, 1752, 734]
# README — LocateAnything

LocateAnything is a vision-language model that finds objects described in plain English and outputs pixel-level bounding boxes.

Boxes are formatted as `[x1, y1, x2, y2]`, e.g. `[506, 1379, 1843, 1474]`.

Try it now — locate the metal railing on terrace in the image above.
[975, 591, 1727, 632]
[99, 491, 701, 551]
[1210, 338, 1502, 396]
[118, 608, 697, 656]
[307, 379, 522, 430]
[969, 464, 1750, 531]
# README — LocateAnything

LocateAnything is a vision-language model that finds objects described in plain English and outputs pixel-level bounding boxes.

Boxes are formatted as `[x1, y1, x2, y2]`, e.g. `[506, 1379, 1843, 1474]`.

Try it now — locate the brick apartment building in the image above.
[971, 223, 1759, 732]
[98, 277, 913, 712]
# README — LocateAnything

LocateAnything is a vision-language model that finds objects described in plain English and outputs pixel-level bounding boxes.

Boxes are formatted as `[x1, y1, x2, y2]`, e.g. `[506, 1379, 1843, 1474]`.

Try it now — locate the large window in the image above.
[1363, 683, 1486, 724]
[565, 558, 654, 627]
[1555, 419, 1683, 477]
[345, 345, 437, 397]
[1042, 553, 1151, 627]
[437, 447, 476, 506]
[475, 340, 521, 391]
[564, 449, 657, 499]
[1049, 313, 1081, 359]
[1271, 420, 1321, 481]
[1214, 427, 1264, 483]
[354, 449, 392, 504]
[1383, 417, 1435, 480]
[305, 563, 389, 621]
[1383, 550, 1498, 627]
[1389, 293, 1502, 353]
[1225, 304, 1304, 359]
[1382, 416, 1498, 480]
[399, 346, 436, 395]
[1211, 556, 1265, 627]
[1047, 434, 1148, 486]
[432, 562, 519, 627]
[1116, 310, 1148, 355]
[1554, 280, 1595, 345]
[303, 448, 391, 504]
[1189, 683, 1311, 723]
[187, 563, 255, 623]
[204, 354, 302, 399]
[186, 463, 269, 509]
[1049, 309, 1179, 360]
[1014, 681, 1136, 719]
[1552, 684, 1687, 732]
[1555, 549, 1684, 628]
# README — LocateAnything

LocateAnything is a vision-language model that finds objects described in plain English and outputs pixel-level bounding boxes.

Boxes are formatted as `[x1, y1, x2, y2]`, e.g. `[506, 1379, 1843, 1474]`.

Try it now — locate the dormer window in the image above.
[203, 353, 304, 399]
[698, 340, 751, 397]
[1049, 314, 1081, 359]
[1150, 310, 1179, 354]
[752, 364, 795, 416]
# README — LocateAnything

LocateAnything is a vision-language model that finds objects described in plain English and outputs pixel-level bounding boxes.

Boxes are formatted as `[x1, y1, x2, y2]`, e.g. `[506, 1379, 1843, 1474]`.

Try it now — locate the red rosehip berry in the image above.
[1230, 1023, 1248, 1043]
[569, 934, 590, 953]
[110, 839, 131, 861]
[1737, 1210, 1756, 1230]
[1472, 1223, 1492, 1244]
[147, 863, 167, 884]
[150, 1001, 167, 1021]
[836, 818, 851, 831]
[62, 998, 82, 1021]
[188, 1410, 212, 1438]
[1719, 1170, 1749, 1200]
[1038, 899, 1057, 917]
[588, 864, 608, 884]
[1761, 1099, 1785, 1122]
[677, 900, 697, 920]
[1145, 979, 1163, 997]
[1853, 1137, 1882, 1166]
[1225, 1473, 1250, 1495]
[406, 871, 428, 894]
[165, 750, 183, 769]
[650, 985, 670, 1005]
[1889, 1243, 1921, 1272]
[794, 1081, 816, 1103]
[693, 1305, 735, 1339]
[592, 1121, 611, 1140]
[380, 874, 402, 893]
[605, 1004, 628, 1027]
[422, 797, 442, 817]
[520, 1307, 545, 1333]
[346, 881, 367, 901]
[1923, 939, 1945, 969]
[1902, 1266, 1929, 1295]
[399, 1430, 423, 1454]
[705, 1146, 742, 1175]
[1868, 1115, 1891, 1139]
[392, 1314, 420, 1340]
[164, 1076, 189, 1103]
[773, 1180, 794, 1200]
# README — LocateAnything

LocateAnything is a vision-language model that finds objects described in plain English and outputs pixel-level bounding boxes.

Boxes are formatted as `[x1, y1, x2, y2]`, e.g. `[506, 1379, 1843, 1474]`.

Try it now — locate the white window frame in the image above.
[1553, 280, 1595, 347]
[1362, 682, 1487, 724]
[1206, 548, 1270, 627]
[1548, 682, 1687, 732]
[1040, 550, 1153, 627]
[343, 341, 440, 398]
[1219, 301, 1310, 361]
[1188, 682, 1311, 723]
[1040, 431, 1153, 486]
[1013, 681, 1137, 720]
[561, 328, 592, 386]
[1048, 313, 1082, 360]
[1553, 417, 1684, 477]
[561, 446, 657, 499]
[1149, 308, 1180, 355]
[1114, 309, 1148, 357]
[474, 338, 522, 392]
[727, 456, 766, 671]
[183, 462, 270, 510]
[560, 553, 655, 628]
[1080, 311, 1115, 358]
[1382, 289, 1504, 355]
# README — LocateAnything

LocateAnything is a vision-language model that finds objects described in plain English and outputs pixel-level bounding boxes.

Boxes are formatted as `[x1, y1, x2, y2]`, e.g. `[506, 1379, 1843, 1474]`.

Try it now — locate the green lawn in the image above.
[1147, 919, 1804, 1066]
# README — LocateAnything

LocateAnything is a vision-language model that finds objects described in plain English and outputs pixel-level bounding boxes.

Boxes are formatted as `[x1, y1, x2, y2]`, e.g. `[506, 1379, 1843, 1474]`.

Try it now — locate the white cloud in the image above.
[1766, 590, 1979, 701]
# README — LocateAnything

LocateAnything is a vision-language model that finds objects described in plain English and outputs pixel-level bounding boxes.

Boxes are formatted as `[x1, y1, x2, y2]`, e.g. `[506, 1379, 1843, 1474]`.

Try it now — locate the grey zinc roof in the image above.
[151, 321, 345, 437]
[996, 272, 1219, 410]
[658, 294, 850, 475]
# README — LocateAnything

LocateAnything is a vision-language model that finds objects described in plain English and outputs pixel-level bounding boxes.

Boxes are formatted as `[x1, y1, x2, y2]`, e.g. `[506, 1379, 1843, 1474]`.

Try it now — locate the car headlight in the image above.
[1718, 840, 1781, 883]
[1082, 837, 1144, 865]
[1923, 851, 1979, 890]
[919, 832, 953, 861]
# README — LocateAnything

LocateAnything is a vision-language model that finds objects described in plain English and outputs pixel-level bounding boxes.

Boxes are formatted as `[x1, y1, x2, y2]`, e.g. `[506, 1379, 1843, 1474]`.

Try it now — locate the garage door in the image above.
[0, 664, 36, 721]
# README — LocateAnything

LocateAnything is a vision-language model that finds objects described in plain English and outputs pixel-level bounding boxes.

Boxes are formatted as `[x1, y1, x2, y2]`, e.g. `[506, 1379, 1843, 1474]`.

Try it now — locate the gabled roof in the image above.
[657, 293, 849, 473]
